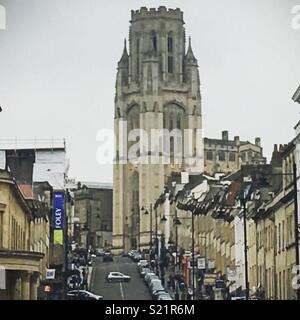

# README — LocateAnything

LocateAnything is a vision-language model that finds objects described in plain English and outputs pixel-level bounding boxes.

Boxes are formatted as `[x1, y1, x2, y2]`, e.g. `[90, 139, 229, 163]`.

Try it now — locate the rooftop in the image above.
[80, 181, 113, 190]
[0, 138, 66, 151]
[131, 6, 184, 22]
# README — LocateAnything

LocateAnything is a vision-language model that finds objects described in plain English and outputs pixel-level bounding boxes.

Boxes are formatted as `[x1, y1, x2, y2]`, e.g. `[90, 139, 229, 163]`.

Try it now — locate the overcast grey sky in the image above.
[0, 0, 299, 183]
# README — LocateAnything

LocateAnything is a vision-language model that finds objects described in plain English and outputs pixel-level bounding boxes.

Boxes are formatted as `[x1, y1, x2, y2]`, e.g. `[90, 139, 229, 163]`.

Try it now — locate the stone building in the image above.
[0, 140, 69, 299]
[113, 7, 204, 252]
[204, 131, 266, 176]
[0, 170, 44, 300]
[74, 182, 113, 250]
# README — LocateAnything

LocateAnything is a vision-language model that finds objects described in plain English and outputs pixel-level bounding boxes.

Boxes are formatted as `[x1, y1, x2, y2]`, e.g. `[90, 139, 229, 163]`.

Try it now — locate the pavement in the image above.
[91, 256, 152, 300]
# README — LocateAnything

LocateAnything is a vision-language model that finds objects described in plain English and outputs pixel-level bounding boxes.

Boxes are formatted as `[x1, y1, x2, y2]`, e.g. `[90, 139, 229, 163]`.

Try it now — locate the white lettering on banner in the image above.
[55, 208, 62, 227]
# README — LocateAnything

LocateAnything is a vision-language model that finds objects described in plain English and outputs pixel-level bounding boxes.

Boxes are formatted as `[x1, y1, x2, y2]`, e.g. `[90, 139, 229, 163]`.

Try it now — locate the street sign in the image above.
[188, 260, 197, 268]
[226, 266, 237, 282]
[197, 257, 206, 270]
[204, 273, 217, 286]
[46, 269, 56, 280]
[215, 279, 226, 289]
[208, 260, 215, 270]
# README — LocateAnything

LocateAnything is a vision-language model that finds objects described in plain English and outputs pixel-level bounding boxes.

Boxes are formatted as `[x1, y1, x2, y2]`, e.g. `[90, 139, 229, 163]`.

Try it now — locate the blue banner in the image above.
[53, 192, 65, 229]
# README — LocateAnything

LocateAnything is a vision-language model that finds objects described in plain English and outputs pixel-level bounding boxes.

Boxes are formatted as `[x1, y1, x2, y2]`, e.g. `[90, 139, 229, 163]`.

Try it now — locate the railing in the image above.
[0, 138, 66, 150]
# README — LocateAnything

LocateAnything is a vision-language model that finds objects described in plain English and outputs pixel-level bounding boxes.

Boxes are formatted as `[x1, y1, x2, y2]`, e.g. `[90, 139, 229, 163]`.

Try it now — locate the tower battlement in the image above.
[131, 6, 184, 22]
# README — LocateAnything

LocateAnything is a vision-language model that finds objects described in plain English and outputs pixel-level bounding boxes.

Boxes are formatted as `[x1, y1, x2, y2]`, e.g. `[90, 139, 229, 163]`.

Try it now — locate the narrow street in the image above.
[91, 256, 152, 300]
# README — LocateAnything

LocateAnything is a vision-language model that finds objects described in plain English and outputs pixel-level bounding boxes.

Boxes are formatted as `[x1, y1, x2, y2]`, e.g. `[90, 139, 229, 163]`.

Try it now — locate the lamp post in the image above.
[293, 162, 300, 300]
[242, 197, 250, 300]
[142, 204, 153, 250]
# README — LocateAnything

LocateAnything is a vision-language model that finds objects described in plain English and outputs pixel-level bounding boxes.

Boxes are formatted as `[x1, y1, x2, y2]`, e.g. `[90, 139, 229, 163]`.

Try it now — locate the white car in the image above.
[67, 290, 103, 300]
[106, 272, 131, 282]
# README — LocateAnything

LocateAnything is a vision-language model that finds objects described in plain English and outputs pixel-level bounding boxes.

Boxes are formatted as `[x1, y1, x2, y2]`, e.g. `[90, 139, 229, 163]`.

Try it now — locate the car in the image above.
[66, 290, 103, 300]
[157, 293, 173, 300]
[231, 296, 246, 300]
[152, 289, 166, 300]
[144, 273, 156, 284]
[137, 260, 148, 271]
[146, 274, 158, 286]
[132, 253, 142, 262]
[106, 272, 131, 283]
[128, 250, 139, 258]
[103, 255, 114, 262]
[140, 267, 151, 278]
[104, 250, 112, 256]
[96, 249, 105, 257]
[149, 278, 162, 291]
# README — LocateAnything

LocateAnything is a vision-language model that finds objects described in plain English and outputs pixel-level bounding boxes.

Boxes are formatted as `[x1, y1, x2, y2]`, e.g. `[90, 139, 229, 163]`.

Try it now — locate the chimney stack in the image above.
[234, 136, 240, 146]
[222, 130, 229, 141]
[255, 137, 261, 147]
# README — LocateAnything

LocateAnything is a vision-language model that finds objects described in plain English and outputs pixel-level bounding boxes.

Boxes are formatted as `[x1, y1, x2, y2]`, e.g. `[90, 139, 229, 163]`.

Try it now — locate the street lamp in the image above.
[142, 204, 153, 250]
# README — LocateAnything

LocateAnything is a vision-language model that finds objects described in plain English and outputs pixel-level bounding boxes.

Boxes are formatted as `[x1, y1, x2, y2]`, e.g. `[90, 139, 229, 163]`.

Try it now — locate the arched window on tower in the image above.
[168, 32, 173, 53]
[167, 32, 174, 74]
[136, 38, 140, 77]
[151, 30, 157, 52]
[176, 115, 181, 129]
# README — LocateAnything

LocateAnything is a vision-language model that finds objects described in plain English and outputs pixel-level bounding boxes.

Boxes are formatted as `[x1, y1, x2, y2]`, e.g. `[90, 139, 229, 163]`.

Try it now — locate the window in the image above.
[282, 221, 285, 250]
[0, 213, 2, 248]
[241, 152, 246, 162]
[218, 151, 225, 161]
[136, 39, 140, 76]
[167, 32, 174, 73]
[101, 221, 108, 231]
[229, 152, 236, 162]
[167, 33, 173, 53]
[278, 223, 281, 253]
[206, 151, 213, 161]
[168, 56, 174, 73]
[151, 31, 157, 52]
[176, 117, 181, 129]
[248, 150, 252, 161]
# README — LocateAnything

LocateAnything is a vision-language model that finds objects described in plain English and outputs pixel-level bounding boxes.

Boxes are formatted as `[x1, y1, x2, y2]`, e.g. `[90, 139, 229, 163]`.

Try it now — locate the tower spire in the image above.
[118, 38, 129, 67]
[185, 36, 198, 65]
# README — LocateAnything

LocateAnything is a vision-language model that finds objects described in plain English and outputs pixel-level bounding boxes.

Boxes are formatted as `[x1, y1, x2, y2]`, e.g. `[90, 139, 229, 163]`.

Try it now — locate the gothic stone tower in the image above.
[113, 7, 203, 252]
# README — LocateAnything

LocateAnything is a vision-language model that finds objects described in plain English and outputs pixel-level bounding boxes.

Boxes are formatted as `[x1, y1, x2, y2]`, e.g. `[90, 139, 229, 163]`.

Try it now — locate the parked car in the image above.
[144, 273, 157, 285]
[96, 249, 105, 257]
[66, 290, 103, 300]
[157, 293, 173, 300]
[132, 253, 142, 262]
[106, 272, 131, 283]
[137, 260, 148, 271]
[128, 250, 139, 258]
[149, 278, 162, 291]
[152, 288, 166, 300]
[140, 267, 151, 278]
[103, 255, 113, 262]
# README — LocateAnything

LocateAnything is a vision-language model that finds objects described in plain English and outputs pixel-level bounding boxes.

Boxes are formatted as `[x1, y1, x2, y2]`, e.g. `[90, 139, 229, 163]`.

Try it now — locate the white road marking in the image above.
[114, 257, 126, 300]
[120, 282, 125, 300]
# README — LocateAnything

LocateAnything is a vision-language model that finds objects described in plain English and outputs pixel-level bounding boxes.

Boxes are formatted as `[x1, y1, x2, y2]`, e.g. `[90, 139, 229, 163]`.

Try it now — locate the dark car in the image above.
[66, 290, 103, 300]
[103, 255, 114, 262]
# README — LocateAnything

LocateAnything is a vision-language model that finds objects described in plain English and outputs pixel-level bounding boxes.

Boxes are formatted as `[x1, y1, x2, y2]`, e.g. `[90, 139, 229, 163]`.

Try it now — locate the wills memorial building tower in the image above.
[113, 7, 203, 252]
